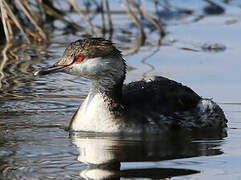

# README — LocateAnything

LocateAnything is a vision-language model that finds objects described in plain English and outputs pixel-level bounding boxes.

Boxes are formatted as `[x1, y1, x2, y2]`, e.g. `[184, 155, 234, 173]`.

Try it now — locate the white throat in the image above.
[69, 92, 122, 132]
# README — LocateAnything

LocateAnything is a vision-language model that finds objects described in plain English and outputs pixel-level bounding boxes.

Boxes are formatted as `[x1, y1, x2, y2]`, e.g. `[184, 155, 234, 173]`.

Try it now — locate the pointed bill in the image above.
[34, 65, 66, 76]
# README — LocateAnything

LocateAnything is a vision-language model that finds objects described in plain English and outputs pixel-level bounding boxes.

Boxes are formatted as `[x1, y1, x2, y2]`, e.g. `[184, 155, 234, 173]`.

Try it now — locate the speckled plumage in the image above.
[121, 77, 227, 131]
[36, 38, 227, 133]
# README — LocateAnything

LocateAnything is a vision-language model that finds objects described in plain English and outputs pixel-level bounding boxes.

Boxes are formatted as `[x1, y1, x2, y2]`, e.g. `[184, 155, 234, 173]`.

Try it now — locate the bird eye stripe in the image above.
[75, 56, 84, 62]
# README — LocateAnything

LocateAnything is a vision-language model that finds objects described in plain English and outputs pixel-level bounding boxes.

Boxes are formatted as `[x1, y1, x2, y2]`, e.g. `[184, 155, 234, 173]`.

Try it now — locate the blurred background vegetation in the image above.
[0, 0, 232, 66]
[0, 0, 168, 44]
[1, 2, 241, 179]
[0, 0, 235, 89]
[0, 0, 231, 45]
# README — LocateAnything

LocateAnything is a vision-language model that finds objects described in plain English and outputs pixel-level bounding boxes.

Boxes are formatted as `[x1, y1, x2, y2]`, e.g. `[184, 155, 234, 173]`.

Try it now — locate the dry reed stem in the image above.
[68, 0, 99, 37]
[100, 0, 106, 35]
[0, 43, 11, 88]
[124, 0, 145, 41]
[6, 16, 13, 39]
[41, 2, 89, 35]
[36, 0, 46, 21]
[0, 0, 165, 47]
[105, 0, 113, 39]
[0, 0, 12, 42]
[2, 0, 30, 43]
[15, 0, 47, 41]
[129, 0, 165, 37]
[124, 0, 146, 55]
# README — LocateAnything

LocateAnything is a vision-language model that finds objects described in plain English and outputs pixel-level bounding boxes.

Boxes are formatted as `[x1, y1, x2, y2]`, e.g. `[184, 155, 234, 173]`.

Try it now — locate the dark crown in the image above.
[65, 38, 122, 59]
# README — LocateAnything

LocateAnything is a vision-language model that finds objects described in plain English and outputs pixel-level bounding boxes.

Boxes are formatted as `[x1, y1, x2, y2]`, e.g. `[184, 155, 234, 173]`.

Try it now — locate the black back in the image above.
[123, 76, 201, 116]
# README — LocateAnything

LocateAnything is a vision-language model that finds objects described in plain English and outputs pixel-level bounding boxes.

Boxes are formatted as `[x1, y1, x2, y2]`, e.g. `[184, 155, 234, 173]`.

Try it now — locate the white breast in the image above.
[70, 93, 122, 132]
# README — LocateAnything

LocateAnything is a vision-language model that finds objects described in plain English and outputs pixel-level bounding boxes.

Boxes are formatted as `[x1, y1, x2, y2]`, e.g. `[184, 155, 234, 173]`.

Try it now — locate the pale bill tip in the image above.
[34, 71, 39, 76]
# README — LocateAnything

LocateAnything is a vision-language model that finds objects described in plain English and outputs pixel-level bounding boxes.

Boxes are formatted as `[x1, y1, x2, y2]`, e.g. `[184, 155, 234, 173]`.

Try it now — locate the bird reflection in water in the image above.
[71, 130, 226, 179]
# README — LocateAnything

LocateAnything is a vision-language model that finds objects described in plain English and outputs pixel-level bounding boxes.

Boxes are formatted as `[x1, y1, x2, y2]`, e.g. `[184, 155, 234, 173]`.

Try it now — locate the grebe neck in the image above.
[90, 75, 125, 104]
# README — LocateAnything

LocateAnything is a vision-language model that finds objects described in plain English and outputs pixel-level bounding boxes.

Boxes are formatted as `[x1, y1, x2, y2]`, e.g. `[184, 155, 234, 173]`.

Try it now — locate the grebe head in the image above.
[35, 38, 126, 84]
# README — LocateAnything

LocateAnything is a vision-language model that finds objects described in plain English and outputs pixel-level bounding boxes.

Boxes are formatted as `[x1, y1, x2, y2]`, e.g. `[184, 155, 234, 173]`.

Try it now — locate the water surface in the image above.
[1, 1, 241, 179]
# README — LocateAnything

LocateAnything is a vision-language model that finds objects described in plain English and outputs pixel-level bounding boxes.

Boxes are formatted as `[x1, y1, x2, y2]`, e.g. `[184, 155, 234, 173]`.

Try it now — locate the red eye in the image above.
[75, 56, 84, 63]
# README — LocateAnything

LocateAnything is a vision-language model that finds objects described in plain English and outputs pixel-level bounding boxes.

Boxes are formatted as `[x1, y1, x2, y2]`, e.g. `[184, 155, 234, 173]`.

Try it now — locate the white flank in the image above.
[197, 99, 215, 113]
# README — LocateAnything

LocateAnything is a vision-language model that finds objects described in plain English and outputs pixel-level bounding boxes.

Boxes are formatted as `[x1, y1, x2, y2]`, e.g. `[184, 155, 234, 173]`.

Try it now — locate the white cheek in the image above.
[64, 57, 123, 79]
[82, 62, 100, 75]
[65, 65, 83, 76]
[64, 59, 100, 76]
[77, 58, 109, 76]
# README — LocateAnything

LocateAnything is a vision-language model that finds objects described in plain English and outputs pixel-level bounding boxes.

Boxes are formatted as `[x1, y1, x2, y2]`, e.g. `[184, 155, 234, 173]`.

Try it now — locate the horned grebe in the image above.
[35, 38, 227, 133]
